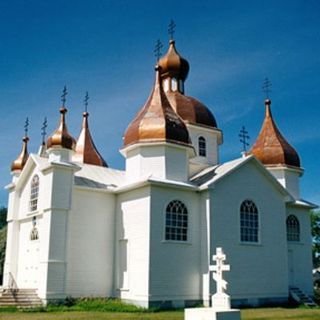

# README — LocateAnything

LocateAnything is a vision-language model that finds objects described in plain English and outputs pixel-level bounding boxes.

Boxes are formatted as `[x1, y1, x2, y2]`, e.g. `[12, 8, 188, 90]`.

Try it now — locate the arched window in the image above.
[171, 78, 178, 91]
[30, 216, 39, 241]
[165, 200, 188, 241]
[198, 136, 206, 157]
[29, 175, 39, 212]
[286, 215, 300, 242]
[240, 200, 259, 243]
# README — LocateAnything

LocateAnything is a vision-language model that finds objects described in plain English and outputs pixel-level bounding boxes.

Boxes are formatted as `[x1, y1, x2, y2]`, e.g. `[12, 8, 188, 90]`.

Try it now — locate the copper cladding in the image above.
[123, 66, 191, 147]
[249, 99, 300, 168]
[11, 136, 29, 171]
[73, 112, 108, 167]
[47, 107, 76, 150]
[158, 40, 189, 81]
[165, 91, 218, 129]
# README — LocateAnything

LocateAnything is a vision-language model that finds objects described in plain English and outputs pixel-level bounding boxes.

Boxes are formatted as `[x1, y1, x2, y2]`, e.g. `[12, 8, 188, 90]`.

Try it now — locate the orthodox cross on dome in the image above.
[61, 85, 68, 107]
[209, 247, 230, 295]
[154, 39, 163, 61]
[168, 19, 176, 40]
[24, 117, 29, 137]
[41, 117, 48, 144]
[84, 91, 89, 112]
[239, 126, 250, 152]
[262, 77, 272, 99]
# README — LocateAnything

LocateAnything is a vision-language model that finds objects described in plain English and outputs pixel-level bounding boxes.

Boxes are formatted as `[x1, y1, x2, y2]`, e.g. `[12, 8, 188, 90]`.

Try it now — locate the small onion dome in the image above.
[73, 112, 108, 167]
[158, 40, 189, 81]
[165, 91, 218, 128]
[11, 136, 29, 172]
[123, 65, 191, 147]
[47, 107, 76, 150]
[249, 99, 300, 168]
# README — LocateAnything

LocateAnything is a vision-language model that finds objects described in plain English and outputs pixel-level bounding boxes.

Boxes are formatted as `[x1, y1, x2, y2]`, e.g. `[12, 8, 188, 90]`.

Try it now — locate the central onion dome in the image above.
[47, 106, 76, 150]
[249, 99, 300, 168]
[158, 39, 189, 81]
[158, 40, 218, 129]
[123, 65, 191, 147]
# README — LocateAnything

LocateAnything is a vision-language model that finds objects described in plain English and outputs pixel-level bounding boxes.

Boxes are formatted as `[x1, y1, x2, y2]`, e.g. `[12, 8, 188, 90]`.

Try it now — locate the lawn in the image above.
[1, 308, 320, 320]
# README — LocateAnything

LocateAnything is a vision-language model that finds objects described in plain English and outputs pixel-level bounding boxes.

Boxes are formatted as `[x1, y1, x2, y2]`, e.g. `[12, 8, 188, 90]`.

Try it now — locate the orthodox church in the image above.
[3, 38, 317, 308]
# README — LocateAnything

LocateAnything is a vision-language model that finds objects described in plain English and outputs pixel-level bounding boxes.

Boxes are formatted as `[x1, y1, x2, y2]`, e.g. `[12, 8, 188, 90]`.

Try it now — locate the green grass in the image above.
[0, 307, 320, 320]
[1, 300, 320, 320]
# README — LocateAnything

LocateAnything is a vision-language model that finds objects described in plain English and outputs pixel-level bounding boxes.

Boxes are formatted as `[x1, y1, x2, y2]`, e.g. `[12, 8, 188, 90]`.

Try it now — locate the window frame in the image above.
[198, 136, 206, 157]
[286, 214, 300, 242]
[29, 174, 40, 212]
[164, 199, 189, 243]
[240, 199, 259, 244]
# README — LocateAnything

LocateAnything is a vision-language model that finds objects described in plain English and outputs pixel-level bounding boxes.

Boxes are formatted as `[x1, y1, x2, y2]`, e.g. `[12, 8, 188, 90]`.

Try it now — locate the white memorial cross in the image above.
[209, 247, 231, 310]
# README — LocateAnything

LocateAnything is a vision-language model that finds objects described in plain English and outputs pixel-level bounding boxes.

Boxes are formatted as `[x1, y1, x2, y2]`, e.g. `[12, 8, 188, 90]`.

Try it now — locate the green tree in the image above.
[311, 210, 320, 268]
[0, 207, 7, 229]
[0, 207, 6, 285]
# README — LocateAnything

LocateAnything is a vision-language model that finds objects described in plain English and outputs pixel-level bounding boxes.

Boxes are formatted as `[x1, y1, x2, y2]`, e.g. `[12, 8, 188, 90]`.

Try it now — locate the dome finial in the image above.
[84, 91, 89, 113]
[168, 19, 176, 41]
[61, 85, 68, 108]
[262, 77, 272, 100]
[154, 39, 163, 62]
[41, 117, 48, 145]
[46, 87, 76, 150]
[11, 118, 30, 172]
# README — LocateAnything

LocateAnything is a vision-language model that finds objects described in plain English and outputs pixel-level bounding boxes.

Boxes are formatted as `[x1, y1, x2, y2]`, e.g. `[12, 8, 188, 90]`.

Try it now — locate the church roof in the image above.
[11, 136, 29, 172]
[47, 106, 76, 150]
[191, 155, 293, 198]
[123, 65, 191, 148]
[165, 91, 218, 129]
[249, 99, 300, 168]
[158, 39, 189, 81]
[73, 111, 108, 167]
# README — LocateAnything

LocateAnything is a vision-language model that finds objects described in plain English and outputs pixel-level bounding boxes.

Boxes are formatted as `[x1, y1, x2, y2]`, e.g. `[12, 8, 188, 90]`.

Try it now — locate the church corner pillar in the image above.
[3, 179, 21, 288]
[38, 160, 79, 301]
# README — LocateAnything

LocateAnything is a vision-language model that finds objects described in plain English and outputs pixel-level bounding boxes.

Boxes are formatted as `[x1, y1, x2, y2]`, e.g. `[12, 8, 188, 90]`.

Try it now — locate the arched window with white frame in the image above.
[198, 136, 206, 157]
[165, 200, 188, 241]
[29, 175, 39, 212]
[286, 215, 300, 242]
[240, 200, 259, 243]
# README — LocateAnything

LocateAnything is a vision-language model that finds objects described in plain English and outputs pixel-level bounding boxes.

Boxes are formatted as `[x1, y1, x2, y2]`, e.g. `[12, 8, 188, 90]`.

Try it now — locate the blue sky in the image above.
[0, 0, 319, 206]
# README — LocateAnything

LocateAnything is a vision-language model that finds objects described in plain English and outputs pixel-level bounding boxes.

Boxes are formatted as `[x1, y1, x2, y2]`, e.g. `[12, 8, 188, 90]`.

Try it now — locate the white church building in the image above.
[3, 39, 317, 308]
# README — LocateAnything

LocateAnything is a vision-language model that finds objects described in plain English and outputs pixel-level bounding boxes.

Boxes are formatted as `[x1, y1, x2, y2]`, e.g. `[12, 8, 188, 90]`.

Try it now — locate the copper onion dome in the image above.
[249, 99, 300, 168]
[73, 111, 108, 167]
[47, 106, 76, 150]
[123, 66, 191, 147]
[11, 136, 29, 172]
[158, 40, 190, 81]
[165, 91, 218, 128]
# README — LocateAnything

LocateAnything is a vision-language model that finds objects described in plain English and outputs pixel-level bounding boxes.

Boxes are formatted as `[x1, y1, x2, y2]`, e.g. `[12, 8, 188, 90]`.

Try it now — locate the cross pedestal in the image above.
[184, 247, 241, 320]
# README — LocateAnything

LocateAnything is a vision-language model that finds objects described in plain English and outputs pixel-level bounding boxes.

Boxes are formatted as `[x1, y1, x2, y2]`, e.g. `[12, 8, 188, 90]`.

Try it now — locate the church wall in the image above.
[187, 125, 219, 166]
[286, 205, 313, 296]
[148, 185, 201, 306]
[115, 186, 151, 306]
[125, 145, 188, 183]
[209, 162, 289, 306]
[65, 188, 115, 297]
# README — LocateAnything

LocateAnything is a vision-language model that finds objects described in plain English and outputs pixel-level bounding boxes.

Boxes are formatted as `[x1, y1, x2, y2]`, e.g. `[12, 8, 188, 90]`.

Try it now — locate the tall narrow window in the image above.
[165, 200, 188, 241]
[29, 175, 39, 212]
[287, 215, 300, 242]
[240, 200, 259, 243]
[198, 136, 206, 157]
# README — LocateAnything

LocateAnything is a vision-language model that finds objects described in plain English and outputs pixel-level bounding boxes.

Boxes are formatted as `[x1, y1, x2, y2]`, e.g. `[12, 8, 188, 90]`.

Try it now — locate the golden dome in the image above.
[165, 91, 218, 128]
[47, 107, 76, 150]
[123, 66, 191, 147]
[158, 40, 189, 81]
[249, 99, 300, 168]
[11, 136, 29, 172]
[73, 111, 108, 167]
